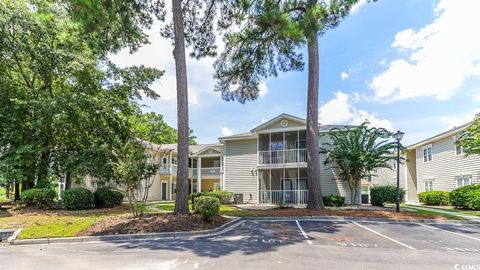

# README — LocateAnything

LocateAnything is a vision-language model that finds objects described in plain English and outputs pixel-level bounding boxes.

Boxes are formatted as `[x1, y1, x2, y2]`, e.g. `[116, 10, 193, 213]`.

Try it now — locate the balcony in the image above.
[159, 164, 176, 175]
[258, 149, 307, 165]
[259, 190, 308, 205]
[201, 167, 221, 177]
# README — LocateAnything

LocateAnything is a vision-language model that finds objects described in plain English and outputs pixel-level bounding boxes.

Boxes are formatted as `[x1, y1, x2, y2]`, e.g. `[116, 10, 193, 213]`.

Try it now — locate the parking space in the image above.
[216, 220, 480, 253]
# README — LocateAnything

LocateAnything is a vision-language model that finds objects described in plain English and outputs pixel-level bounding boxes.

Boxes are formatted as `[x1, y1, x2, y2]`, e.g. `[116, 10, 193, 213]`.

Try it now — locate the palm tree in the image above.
[322, 123, 399, 205]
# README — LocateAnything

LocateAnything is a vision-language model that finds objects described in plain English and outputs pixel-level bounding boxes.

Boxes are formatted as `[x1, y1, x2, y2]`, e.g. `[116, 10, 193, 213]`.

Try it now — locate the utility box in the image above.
[234, 194, 243, 204]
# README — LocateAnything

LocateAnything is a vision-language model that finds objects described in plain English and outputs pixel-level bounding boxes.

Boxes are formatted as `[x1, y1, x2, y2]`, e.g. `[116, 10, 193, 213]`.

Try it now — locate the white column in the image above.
[196, 157, 202, 193]
[190, 157, 194, 194]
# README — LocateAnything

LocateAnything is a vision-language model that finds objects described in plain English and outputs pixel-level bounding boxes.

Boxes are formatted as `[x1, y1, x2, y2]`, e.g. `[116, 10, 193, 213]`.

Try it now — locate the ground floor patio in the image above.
[258, 167, 309, 205]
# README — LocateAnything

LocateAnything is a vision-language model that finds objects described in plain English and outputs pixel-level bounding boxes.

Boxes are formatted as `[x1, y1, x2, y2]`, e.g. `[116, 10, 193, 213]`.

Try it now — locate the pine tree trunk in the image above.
[14, 181, 20, 201]
[305, 8, 324, 209]
[172, 0, 190, 215]
[65, 171, 73, 190]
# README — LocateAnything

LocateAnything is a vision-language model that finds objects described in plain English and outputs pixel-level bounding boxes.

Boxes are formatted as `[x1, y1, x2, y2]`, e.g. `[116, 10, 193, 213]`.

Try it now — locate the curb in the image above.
[12, 217, 243, 246]
[6, 228, 22, 243]
[11, 215, 478, 245]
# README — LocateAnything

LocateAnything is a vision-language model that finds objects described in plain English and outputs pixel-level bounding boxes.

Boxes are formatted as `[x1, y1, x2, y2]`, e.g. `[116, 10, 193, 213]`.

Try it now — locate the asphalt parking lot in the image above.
[215, 220, 480, 252]
[2, 220, 480, 269]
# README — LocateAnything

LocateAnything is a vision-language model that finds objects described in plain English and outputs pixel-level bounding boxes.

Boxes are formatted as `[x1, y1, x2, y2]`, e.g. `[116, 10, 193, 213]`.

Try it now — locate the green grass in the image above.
[403, 206, 465, 220]
[409, 205, 480, 217]
[147, 202, 255, 217]
[0, 188, 9, 203]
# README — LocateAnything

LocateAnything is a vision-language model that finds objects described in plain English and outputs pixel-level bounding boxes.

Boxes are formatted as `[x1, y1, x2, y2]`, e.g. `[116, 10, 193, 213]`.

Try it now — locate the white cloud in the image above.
[258, 82, 268, 97]
[319, 91, 394, 131]
[351, 0, 368, 14]
[440, 110, 479, 129]
[340, 71, 349, 81]
[220, 126, 233, 136]
[370, 0, 480, 103]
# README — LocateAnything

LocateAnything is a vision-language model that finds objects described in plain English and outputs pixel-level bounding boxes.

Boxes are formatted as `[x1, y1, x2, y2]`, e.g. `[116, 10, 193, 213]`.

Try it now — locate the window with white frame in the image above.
[424, 179, 434, 191]
[455, 175, 471, 188]
[372, 168, 378, 174]
[392, 160, 397, 169]
[454, 136, 463, 155]
[423, 145, 432, 162]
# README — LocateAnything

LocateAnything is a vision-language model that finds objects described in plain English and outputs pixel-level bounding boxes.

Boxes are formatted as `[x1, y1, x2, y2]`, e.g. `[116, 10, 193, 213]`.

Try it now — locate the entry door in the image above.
[161, 182, 167, 200]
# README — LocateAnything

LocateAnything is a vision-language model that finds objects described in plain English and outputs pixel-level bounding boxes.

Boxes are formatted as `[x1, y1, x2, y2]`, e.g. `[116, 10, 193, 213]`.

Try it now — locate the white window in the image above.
[454, 136, 464, 155]
[172, 158, 177, 165]
[455, 175, 471, 188]
[423, 145, 432, 162]
[392, 160, 397, 170]
[213, 159, 221, 168]
[295, 140, 307, 149]
[373, 168, 378, 174]
[162, 157, 167, 164]
[424, 179, 434, 191]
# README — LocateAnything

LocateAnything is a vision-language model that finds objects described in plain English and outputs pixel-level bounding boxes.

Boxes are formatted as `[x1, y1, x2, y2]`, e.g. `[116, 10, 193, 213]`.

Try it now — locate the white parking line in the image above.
[295, 220, 313, 245]
[352, 222, 416, 250]
[421, 224, 480, 242]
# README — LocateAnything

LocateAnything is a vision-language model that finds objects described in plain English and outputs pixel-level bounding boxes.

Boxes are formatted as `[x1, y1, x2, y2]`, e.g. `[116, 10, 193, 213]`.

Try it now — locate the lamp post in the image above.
[392, 130, 405, 213]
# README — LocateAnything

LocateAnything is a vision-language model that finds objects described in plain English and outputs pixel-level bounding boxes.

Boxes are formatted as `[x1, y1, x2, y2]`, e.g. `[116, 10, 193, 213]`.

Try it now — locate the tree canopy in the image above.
[457, 117, 480, 155]
[0, 0, 168, 191]
[322, 124, 399, 204]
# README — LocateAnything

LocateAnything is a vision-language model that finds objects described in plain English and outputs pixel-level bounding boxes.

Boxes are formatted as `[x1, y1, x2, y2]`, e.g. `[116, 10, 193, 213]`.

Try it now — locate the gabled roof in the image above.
[407, 121, 472, 150]
[250, 113, 306, 133]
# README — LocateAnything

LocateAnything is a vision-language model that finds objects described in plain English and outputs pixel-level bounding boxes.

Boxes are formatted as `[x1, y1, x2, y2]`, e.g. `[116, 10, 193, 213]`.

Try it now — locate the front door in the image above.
[161, 182, 167, 200]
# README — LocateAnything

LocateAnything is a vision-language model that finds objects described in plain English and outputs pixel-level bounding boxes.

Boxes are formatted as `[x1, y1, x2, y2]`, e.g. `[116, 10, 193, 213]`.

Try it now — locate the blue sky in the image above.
[110, 0, 480, 145]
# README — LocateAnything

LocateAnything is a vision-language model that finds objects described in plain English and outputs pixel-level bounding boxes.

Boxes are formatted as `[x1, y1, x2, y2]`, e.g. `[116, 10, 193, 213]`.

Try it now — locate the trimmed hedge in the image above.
[323, 194, 345, 207]
[21, 188, 56, 208]
[418, 191, 450, 206]
[94, 187, 124, 208]
[194, 196, 220, 221]
[450, 185, 480, 210]
[62, 187, 95, 210]
[370, 185, 406, 207]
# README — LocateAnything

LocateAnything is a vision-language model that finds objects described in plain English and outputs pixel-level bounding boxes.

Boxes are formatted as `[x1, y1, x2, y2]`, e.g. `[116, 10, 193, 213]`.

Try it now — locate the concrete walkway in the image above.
[405, 204, 480, 223]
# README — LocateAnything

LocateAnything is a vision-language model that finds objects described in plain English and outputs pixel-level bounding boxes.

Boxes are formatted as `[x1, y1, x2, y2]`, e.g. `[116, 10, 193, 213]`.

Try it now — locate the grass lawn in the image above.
[406, 205, 480, 217]
[402, 206, 465, 220]
[0, 205, 131, 239]
[150, 202, 255, 217]
[0, 188, 8, 203]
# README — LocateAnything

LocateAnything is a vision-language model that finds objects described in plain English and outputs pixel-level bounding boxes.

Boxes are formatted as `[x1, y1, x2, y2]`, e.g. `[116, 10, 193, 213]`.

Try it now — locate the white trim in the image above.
[455, 175, 472, 188]
[423, 178, 435, 192]
[256, 126, 306, 134]
[352, 222, 415, 250]
[453, 136, 464, 156]
[251, 113, 306, 133]
[422, 144, 433, 163]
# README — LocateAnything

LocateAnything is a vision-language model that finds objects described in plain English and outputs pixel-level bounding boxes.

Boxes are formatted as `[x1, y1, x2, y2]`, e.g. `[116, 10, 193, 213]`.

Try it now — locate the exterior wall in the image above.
[405, 149, 418, 202]
[318, 135, 355, 204]
[415, 134, 480, 193]
[224, 139, 258, 203]
[201, 179, 220, 192]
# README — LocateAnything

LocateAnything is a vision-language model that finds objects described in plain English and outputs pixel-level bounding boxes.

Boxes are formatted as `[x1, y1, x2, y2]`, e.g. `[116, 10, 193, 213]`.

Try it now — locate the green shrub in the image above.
[450, 185, 480, 210]
[418, 191, 450, 206]
[194, 196, 220, 221]
[62, 187, 95, 210]
[323, 194, 345, 207]
[206, 190, 233, 204]
[94, 187, 124, 208]
[21, 188, 56, 208]
[370, 185, 406, 207]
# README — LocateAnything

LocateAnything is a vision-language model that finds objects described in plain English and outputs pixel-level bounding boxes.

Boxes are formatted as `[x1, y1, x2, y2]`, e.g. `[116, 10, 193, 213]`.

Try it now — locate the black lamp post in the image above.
[392, 130, 405, 213]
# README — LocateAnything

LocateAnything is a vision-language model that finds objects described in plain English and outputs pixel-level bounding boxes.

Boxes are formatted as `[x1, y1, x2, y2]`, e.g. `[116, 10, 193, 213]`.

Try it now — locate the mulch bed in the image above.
[78, 214, 231, 236]
[247, 208, 451, 220]
[3, 204, 131, 218]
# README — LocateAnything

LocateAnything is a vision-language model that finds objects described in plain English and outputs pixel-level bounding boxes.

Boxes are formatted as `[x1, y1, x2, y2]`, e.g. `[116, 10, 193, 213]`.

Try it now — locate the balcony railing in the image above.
[201, 167, 221, 176]
[258, 149, 307, 165]
[259, 190, 308, 205]
[159, 164, 177, 174]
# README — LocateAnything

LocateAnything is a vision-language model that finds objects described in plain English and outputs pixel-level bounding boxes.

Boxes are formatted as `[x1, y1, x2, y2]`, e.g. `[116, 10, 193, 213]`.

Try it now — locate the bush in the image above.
[323, 194, 345, 207]
[194, 196, 220, 221]
[190, 191, 233, 208]
[418, 191, 450, 206]
[94, 187, 124, 208]
[62, 187, 95, 210]
[370, 185, 406, 207]
[21, 188, 56, 208]
[450, 185, 480, 210]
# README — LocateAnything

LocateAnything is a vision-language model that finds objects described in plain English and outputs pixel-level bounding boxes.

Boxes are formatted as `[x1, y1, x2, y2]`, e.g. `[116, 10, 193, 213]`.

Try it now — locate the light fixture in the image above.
[393, 130, 405, 141]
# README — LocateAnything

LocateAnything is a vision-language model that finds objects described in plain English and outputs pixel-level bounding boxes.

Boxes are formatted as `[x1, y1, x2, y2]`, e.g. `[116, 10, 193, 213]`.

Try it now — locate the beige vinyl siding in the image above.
[416, 133, 480, 193]
[405, 150, 418, 202]
[318, 135, 354, 204]
[224, 139, 258, 203]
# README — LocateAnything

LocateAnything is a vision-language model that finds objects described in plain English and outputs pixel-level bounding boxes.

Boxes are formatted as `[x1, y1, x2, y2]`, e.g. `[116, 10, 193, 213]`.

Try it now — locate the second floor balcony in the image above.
[258, 149, 307, 165]
[159, 164, 221, 178]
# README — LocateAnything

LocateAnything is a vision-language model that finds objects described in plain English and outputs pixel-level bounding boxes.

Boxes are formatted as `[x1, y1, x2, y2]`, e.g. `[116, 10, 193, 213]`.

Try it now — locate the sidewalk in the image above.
[405, 204, 480, 223]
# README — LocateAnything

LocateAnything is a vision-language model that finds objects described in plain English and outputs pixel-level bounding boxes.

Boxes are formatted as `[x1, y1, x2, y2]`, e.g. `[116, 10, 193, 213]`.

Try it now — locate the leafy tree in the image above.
[457, 117, 480, 155]
[214, 0, 370, 209]
[0, 1, 162, 193]
[110, 140, 160, 216]
[321, 124, 399, 205]
[67, 0, 216, 214]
